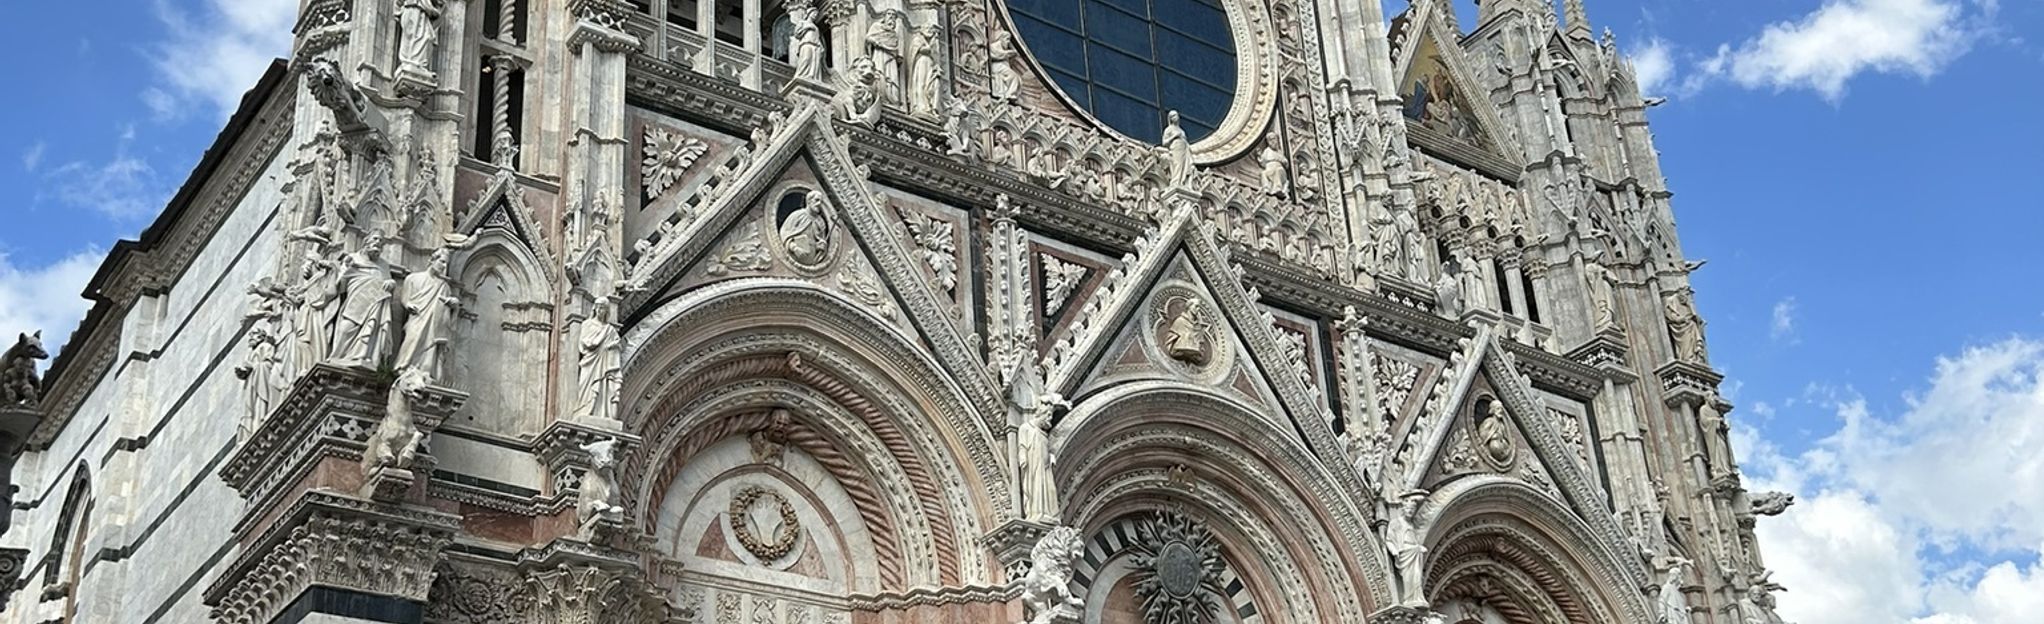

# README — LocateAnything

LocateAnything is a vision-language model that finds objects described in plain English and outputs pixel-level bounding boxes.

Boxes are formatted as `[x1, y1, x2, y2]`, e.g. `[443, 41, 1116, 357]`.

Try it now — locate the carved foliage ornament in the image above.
[642, 126, 709, 201]
[729, 486, 800, 561]
[1040, 254, 1087, 318]
[1129, 511, 1225, 624]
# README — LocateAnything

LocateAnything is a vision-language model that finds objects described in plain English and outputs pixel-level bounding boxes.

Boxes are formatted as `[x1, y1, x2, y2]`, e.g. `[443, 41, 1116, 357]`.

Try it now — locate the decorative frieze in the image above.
[204, 491, 460, 624]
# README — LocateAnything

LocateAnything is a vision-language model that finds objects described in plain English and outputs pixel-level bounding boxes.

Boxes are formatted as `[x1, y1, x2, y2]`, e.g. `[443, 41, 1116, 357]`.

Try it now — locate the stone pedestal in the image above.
[517, 538, 674, 622]
[981, 518, 1055, 582]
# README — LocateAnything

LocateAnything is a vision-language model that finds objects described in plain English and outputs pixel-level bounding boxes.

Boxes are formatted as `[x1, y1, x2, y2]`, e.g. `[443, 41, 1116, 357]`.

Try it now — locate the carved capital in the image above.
[1655, 360, 1724, 408]
[204, 491, 460, 624]
[980, 518, 1055, 581]
[1368, 605, 1444, 624]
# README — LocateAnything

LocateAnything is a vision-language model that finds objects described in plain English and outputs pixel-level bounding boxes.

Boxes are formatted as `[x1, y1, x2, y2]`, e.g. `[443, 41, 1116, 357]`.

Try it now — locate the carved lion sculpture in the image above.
[362, 367, 430, 474]
[1017, 526, 1085, 624]
[0, 331, 47, 407]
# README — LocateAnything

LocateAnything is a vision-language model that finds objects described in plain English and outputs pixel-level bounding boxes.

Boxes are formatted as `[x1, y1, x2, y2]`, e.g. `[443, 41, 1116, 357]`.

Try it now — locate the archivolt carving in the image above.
[1068, 471, 1320, 623]
[1056, 383, 1387, 621]
[1419, 477, 1654, 624]
[621, 280, 1008, 521]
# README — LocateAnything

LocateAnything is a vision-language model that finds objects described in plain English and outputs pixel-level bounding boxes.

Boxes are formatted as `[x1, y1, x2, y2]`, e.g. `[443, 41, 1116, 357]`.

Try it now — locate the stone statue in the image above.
[1748, 491, 1795, 516]
[788, 0, 824, 80]
[1434, 261, 1465, 318]
[907, 25, 942, 116]
[393, 248, 459, 381]
[329, 236, 396, 369]
[1657, 557, 1694, 624]
[1015, 526, 1084, 624]
[990, 32, 1020, 102]
[1011, 360, 1066, 520]
[780, 189, 834, 266]
[833, 57, 884, 125]
[363, 366, 431, 474]
[1160, 110, 1192, 189]
[1368, 214, 1404, 278]
[1259, 145, 1288, 198]
[1477, 401, 1514, 466]
[578, 439, 625, 525]
[236, 278, 291, 428]
[286, 226, 343, 372]
[573, 300, 623, 423]
[865, 9, 904, 99]
[1394, 204, 1425, 279]
[396, 0, 445, 79]
[942, 96, 980, 159]
[0, 331, 48, 407]
[1387, 490, 1430, 608]
[1585, 259, 1615, 327]
[1663, 290, 1706, 362]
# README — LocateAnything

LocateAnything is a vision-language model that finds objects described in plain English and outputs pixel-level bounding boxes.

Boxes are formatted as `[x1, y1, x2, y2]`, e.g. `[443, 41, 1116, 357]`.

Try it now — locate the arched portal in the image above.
[617, 279, 1007, 619]
[1053, 381, 1385, 623]
[1420, 477, 1656, 624]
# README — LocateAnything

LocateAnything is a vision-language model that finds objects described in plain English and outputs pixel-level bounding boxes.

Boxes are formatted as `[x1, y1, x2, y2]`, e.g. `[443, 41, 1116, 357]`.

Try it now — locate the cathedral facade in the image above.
[0, 0, 1790, 622]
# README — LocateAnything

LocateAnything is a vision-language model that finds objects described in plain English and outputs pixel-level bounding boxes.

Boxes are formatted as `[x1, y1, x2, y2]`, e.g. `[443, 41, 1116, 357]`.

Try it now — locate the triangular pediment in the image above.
[1392, 2, 1515, 157]
[1069, 252, 1288, 424]
[459, 167, 554, 271]
[623, 106, 1005, 417]
[1389, 327, 1646, 583]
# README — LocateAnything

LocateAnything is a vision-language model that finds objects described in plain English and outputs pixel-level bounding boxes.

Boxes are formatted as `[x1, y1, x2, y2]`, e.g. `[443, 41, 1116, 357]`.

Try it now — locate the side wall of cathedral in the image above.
[0, 0, 1788, 623]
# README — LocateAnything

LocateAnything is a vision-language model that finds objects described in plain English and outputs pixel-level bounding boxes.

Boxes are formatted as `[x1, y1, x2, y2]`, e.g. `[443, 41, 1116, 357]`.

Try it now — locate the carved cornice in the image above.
[1501, 339, 1604, 400]
[1655, 360, 1723, 408]
[204, 491, 460, 624]
[1566, 325, 1637, 382]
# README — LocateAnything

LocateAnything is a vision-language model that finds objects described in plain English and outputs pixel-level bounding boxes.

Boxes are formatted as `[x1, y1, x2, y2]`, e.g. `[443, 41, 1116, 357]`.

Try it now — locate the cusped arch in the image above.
[618, 279, 1005, 590]
[1053, 381, 1385, 623]
[1420, 476, 1654, 624]
[449, 232, 551, 434]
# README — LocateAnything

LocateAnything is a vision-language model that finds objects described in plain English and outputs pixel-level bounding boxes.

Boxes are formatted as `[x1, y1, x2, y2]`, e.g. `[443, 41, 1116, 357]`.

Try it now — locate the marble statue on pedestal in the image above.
[393, 248, 459, 381]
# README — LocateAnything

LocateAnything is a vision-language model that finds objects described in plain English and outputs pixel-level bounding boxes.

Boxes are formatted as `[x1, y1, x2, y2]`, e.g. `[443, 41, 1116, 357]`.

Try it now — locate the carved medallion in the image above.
[1130, 511, 1224, 624]
[1476, 398, 1518, 471]
[1149, 285, 1227, 376]
[774, 188, 836, 274]
[729, 486, 800, 562]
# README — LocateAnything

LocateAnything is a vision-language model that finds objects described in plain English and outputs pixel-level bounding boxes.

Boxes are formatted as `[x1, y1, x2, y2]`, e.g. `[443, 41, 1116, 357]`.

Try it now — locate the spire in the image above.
[1564, 0, 1593, 38]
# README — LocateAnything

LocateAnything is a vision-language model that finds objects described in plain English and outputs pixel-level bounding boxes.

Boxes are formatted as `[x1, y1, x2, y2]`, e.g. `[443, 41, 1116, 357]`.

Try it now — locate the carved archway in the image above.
[619, 280, 1004, 600]
[1419, 477, 1656, 624]
[1054, 381, 1384, 623]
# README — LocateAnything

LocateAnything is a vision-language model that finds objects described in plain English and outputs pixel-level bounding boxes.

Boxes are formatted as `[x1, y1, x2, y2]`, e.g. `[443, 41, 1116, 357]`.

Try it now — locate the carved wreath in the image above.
[1129, 511, 1225, 624]
[729, 486, 800, 562]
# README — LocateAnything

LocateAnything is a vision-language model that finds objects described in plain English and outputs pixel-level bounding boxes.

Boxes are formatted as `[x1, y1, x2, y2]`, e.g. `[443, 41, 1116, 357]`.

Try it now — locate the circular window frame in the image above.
[992, 0, 1278, 164]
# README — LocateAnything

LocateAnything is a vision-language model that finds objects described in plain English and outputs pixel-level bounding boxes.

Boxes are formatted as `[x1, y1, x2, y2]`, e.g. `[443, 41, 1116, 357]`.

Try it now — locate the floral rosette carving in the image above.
[729, 486, 800, 562]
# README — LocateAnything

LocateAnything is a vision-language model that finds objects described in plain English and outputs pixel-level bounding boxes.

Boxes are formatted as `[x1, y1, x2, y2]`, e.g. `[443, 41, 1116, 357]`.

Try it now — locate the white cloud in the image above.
[37, 127, 169, 220]
[1739, 337, 2044, 624]
[0, 250, 107, 360]
[1771, 297, 1799, 341]
[20, 141, 46, 172]
[145, 0, 296, 120]
[1632, 0, 1994, 101]
[1628, 38, 1678, 97]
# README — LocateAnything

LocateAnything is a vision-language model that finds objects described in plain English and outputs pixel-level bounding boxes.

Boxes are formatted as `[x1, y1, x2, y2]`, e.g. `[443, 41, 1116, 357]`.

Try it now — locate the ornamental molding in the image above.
[1056, 385, 1383, 619]
[204, 491, 460, 624]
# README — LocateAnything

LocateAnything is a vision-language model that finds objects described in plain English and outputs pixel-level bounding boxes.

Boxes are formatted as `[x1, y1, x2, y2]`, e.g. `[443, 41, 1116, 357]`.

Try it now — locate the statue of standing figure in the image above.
[907, 25, 943, 115]
[1386, 490, 1430, 608]
[287, 225, 343, 372]
[396, 0, 446, 79]
[1010, 359, 1066, 521]
[788, 0, 824, 80]
[1663, 290, 1707, 362]
[329, 236, 397, 369]
[573, 300, 623, 423]
[990, 32, 1021, 102]
[865, 8, 904, 100]
[1159, 111, 1193, 190]
[393, 247, 461, 382]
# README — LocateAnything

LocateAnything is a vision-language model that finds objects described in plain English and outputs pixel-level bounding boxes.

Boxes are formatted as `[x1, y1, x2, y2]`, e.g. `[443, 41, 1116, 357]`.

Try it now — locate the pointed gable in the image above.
[1392, 1, 1516, 157]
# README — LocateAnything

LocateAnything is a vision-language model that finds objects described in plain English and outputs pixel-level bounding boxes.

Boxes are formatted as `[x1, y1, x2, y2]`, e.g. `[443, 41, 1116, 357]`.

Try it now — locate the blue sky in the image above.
[1, 0, 2040, 621]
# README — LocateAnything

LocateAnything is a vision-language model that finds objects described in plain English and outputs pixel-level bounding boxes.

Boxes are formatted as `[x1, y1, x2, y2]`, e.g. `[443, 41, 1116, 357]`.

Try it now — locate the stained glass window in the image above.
[1008, 0, 1236, 143]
